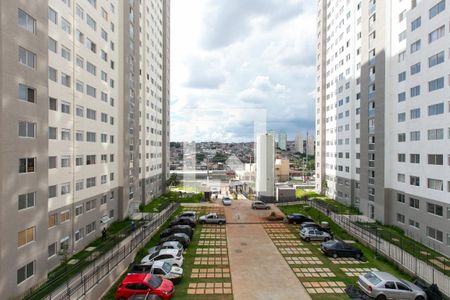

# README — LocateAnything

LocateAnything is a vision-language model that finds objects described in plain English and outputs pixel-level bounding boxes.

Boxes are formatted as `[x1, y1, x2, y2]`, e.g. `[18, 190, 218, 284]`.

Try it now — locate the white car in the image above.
[222, 196, 232, 206]
[141, 249, 184, 267]
[150, 261, 183, 283]
[147, 241, 184, 256]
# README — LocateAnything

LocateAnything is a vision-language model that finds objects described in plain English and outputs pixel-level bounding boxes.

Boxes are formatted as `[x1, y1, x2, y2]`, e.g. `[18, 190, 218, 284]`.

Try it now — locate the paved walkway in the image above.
[225, 199, 311, 300]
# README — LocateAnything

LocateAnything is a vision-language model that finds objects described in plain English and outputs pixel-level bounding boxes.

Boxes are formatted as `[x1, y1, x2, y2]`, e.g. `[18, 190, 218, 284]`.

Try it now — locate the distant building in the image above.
[267, 130, 278, 145]
[306, 135, 315, 156]
[275, 159, 290, 182]
[256, 134, 275, 200]
[295, 133, 304, 153]
[278, 131, 287, 151]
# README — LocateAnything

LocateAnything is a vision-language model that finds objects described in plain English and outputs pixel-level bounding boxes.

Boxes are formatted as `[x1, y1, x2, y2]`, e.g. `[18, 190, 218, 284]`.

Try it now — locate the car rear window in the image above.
[177, 250, 182, 257]
[147, 274, 162, 289]
[364, 272, 382, 285]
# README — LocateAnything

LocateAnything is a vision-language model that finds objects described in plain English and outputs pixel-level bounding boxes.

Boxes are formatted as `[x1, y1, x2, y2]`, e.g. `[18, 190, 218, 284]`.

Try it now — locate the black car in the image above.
[160, 225, 193, 239]
[158, 233, 190, 248]
[320, 240, 363, 259]
[286, 213, 314, 224]
[170, 216, 196, 228]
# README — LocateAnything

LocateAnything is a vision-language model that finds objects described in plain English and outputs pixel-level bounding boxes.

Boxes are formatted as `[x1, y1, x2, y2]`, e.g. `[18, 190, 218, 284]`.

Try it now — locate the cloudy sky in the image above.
[171, 0, 316, 142]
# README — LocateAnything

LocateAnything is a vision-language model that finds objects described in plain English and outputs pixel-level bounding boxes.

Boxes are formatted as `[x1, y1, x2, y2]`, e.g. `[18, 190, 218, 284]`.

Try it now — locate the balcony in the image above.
[368, 92, 376, 101]
[368, 109, 375, 118]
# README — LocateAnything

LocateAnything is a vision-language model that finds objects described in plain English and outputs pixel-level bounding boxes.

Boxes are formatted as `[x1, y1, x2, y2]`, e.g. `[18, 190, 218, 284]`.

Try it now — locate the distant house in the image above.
[225, 154, 244, 171]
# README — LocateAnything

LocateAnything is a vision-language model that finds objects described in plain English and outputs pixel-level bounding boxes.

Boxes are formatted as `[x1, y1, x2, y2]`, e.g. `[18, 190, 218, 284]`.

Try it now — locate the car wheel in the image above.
[375, 295, 386, 300]
[305, 237, 310, 242]
[118, 297, 126, 300]
[355, 253, 361, 260]
[200, 221, 205, 225]
[332, 252, 338, 259]
[324, 237, 330, 242]
[414, 297, 425, 300]
[218, 221, 224, 225]
[265, 207, 270, 210]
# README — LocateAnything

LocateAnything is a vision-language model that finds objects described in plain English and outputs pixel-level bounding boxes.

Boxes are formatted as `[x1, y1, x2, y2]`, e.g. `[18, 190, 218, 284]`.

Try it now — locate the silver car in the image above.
[299, 228, 332, 242]
[358, 271, 427, 300]
[251, 201, 270, 210]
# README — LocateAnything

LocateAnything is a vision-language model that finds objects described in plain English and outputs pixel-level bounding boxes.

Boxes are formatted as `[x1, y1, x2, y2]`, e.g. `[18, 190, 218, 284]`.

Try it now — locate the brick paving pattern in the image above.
[191, 268, 231, 279]
[196, 248, 228, 255]
[199, 234, 227, 240]
[267, 233, 298, 240]
[292, 267, 335, 278]
[198, 240, 227, 247]
[194, 257, 229, 265]
[187, 282, 232, 295]
[341, 267, 378, 277]
[285, 256, 323, 265]
[273, 240, 304, 247]
[302, 281, 346, 294]
[329, 257, 367, 264]
[279, 247, 312, 255]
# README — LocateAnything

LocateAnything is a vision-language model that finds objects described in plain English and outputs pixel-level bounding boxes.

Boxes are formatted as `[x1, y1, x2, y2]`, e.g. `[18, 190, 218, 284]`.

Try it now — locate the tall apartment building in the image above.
[295, 132, 304, 153]
[256, 134, 275, 200]
[0, 0, 170, 297]
[316, 0, 450, 256]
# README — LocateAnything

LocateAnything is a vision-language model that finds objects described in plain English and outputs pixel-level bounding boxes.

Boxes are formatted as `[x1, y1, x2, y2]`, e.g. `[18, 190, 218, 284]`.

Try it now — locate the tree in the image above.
[166, 173, 180, 187]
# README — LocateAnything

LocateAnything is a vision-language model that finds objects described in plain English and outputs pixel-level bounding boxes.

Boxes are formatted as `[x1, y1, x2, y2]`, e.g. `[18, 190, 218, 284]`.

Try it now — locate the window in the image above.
[86, 221, 96, 234]
[18, 192, 35, 210]
[410, 62, 421, 75]
[75, 155, 83, 166]
[48, 185, 57, 198]
[75, 180, 84, 191]
[48, 212, 57, 227]
[428, 128, 444, 140]
[429, 77, 444, 91]
[410, 131, 420, 141]
[429, 51, 444, 67]
[101, 175, 107, 184]
[76, 105, 84, 117]
[76, 30, 84, 43]
[18, 84, 36, 103]
[101, 154, 107, 163]
[75, 205, 84, 216]
[410, 85, 420, 97]
[397, 173, 405, 183]
[76, 4, 84, 19]
[410, 197, 420, 209]
[427, 179, 443, 191]
[48, 7, 57, 24]
[411, 16, 421, 31]
[409, 219, 420, 229]
[428, 103, 444, 116]
[86, 177, 96, 188]
[428, 25, 445, 43]
[86, 38, 96, 53]
[19, 47, 36, 68]
[398, 113, 406, 122]
[86, 14, 96, 30]
[397, 193, 405, 203]
[429, 0, 445, 19]
[48, 127, 57, 139]
[86, 132, 96, 142]
[48, 156, 57, 169]
[48, 243, 57, 258]
[86, 61, 96, 75]
[398, 72, 406, 82]
[60, 182, 70, 195]
[61, 101, 70, 114]
[19, 158, 35, 173]
[48, 67, 57, 82]
[61, 17, 71, 34]
[427, 226, 443, 242]
[410, 108, 420, 119]
[49, 97, 57, 110]
[398, 133, 406, 142]
[76, 55, 84, 68]
[17, 261, 34, 284]
[18, 121, 36, 138]
[18, 226, 35, 247]
[428, 154, 443, 165]
[101, 92, 108, 102]
[87, 0, 97, 8]
[60, 156, 70, 168]
[61, 128, 71, 141]
[75, 229, 84, 242]
[410, 154, 420, 164]
[410, 40, 421, 53]
[86, 155, 96, 165]
[397, 214, 405, 224]
[101, 113, 108, 123]
[86, 199, 96, 211]
[110, 135, 114, 144]
[410, 176, 420, 186]
[61, 73, 71, 87]
[101, 195, 107, 205]
[48, 37, 57, 53]
[398, 92, 406, 102]
[101, 134, 107, 143]
[398, 153, 406, 162]
[61, 46, 71, 61]
[60, 210, 70, 223]
[18, 9, 36, 34]
[86, 109, 96, 120]
[86, 85, 96, 98]
[399, 30, 406, 41]
[76, 130, 84, 141]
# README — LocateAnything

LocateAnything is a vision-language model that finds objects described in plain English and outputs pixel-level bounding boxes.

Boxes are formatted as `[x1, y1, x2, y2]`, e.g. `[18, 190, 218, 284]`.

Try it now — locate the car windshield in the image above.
[364, 272, 382, 285]
[147, 274, 163, 289]
[399, 279, 411, 288]
[162, 262, 172, 273]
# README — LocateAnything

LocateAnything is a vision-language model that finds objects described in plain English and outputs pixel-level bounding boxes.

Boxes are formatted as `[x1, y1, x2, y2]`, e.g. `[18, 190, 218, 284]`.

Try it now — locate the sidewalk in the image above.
[225, 200, 311, 300]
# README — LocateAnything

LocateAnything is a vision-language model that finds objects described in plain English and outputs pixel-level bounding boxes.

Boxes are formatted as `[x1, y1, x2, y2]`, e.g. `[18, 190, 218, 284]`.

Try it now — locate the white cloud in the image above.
[171, 0, 316, 142]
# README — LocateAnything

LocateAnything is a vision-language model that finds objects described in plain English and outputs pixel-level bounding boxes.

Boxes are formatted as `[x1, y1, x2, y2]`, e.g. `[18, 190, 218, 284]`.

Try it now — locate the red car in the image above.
[115, 273, 174, 300]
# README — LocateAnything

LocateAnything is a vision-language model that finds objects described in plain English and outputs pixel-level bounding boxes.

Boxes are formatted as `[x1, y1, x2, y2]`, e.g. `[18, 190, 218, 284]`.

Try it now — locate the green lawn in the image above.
[140, 192, 203, 213]
[295, 189, 361, 215]
[277, 204, 413, 300]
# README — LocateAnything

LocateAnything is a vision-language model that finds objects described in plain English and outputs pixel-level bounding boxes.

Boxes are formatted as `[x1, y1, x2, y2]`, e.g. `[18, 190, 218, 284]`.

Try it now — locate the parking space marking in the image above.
[194, 257, 229, 266]
[196, 248, 228, 255]
[267, 233, 298, 240]
[273, 240, 304, 247]
[187, 282, 232, 295]
[292, 267, 335, 278]
[279, 247, 312, 255]
[285, 256, 323, 265]
[198, 240, 227, 247]
[191, 268, 231, 279]
[341, 267, 378, 277]
[329, 257, 367, 264]
[199, 234, 227, 240]
[302, 281, 346, 294]
[201, 228, 226, 234]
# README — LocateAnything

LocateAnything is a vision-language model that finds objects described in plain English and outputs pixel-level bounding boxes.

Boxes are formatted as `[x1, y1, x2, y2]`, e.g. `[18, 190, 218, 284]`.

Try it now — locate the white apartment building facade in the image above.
[256, 134, 275, 199]
[316, 0, 450, 256]
[0, 0, 170, 297]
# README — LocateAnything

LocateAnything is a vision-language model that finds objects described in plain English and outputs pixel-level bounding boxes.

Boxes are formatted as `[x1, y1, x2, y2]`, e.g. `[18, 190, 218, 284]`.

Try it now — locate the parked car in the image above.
[251, 201, 270, 210]
[115, 273, 174, 300]
[148, 241, 184, 256]
[177, 211, 197, 220]
[358, 271, 427, 300]
[286, 213, 313, 224]
[158, 233, 190, 248]
[169, 216, 196, 228]
[141, 249, 184, 267]
[128, 263, 152, 274]
[320, 240, 363, 259]
[222, 196, 232, 206]
[160, 225, 193, 239]
[300, 228, 332, 242]
[300, 222, 333, 235]
[150, 261, 183, 284]
[198, 213, 226, 225]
